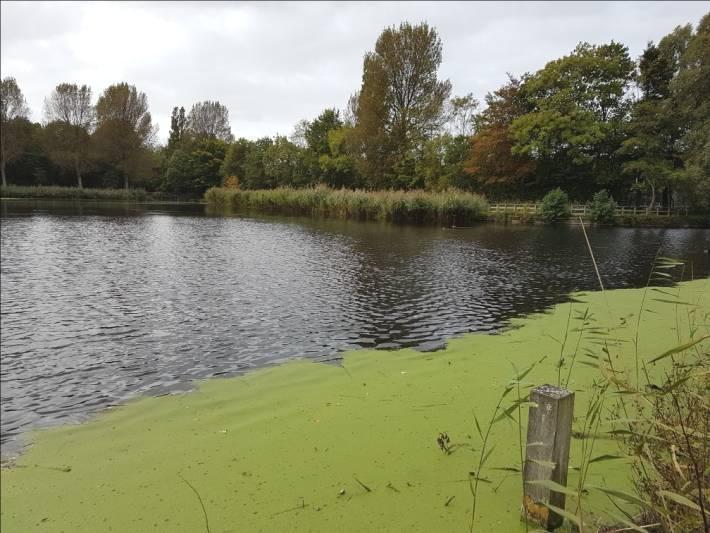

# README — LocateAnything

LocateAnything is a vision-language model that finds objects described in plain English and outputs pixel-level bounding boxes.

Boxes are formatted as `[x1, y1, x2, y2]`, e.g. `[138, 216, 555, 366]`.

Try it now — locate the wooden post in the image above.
[522, 385, 575, 530]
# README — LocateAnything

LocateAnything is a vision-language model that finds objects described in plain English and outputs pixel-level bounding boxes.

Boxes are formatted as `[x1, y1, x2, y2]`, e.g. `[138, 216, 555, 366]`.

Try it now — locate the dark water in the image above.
[1, 199, 708, 456]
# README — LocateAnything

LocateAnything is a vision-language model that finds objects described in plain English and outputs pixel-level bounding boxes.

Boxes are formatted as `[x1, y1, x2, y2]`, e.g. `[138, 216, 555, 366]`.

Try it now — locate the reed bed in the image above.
[204, 186, 489, 225]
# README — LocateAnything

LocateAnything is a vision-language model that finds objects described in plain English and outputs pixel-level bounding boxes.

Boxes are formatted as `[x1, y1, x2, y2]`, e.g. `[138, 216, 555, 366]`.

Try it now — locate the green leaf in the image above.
[539, 501, 581, 527]
[481, 445, 496, 468]
[473, 411, 483, 441]
[516, 362, 536, 382]
[648, 335, 709, 364]
[651, 299, 700, 306]
[494, 402, 519, 423]
[657, 490, 706, 514]
[586, 485, 651, 508]
[525, 479, 577, 497]
[588, 454, 627, 463]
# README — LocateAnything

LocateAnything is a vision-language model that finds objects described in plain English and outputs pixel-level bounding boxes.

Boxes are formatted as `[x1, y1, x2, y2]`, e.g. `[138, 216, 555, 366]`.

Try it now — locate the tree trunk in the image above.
[74, 155, 83, 189]
[1, 159, 6, 187]
[124, 174, 129, 190]
[646, 182, 655, 215]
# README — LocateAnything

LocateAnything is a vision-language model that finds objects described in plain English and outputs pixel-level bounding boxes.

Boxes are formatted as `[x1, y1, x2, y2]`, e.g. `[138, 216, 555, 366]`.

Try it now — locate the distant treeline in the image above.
[1, 13, 708, 209]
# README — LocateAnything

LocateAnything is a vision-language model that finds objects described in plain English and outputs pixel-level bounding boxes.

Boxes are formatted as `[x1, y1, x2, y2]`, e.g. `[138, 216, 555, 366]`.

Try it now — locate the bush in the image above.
[589, 189, 617, 223]
[539, 188, 570, 223]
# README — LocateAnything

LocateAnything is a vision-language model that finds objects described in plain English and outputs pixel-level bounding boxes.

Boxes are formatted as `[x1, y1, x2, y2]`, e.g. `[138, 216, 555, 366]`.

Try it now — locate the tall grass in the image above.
[465, 220, 709, 532]
[204, 186, 489, 226]
[1, 185, 150, 201]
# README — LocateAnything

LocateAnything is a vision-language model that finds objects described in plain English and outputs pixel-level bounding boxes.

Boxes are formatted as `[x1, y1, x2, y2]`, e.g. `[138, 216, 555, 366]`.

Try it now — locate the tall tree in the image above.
[289, 118, 310, 149]
[0, 77, 31, 186]
[445, 93, 478, 137]
[672, 13, 710, 207]
[43, 83, 94, 188]
[511, 42, 635, 197]
[93, 82, 155, 189]
[619, 26, 692, 210]
[167, 106, 187, 152]
[353, 22, 452, 188]
[465, 77, 535, 197]
[186, 101, 233, 142]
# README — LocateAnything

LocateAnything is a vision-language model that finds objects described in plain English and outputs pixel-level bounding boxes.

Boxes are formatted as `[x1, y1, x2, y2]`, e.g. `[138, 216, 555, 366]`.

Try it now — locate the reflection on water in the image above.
[1, 199, 708, 455]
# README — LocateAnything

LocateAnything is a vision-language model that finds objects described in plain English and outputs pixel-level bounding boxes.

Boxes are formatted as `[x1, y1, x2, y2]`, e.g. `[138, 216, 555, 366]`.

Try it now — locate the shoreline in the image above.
[2, 186, 708, 228]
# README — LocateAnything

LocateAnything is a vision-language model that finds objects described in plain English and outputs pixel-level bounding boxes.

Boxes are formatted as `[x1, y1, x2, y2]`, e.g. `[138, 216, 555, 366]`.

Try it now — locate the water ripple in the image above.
[1, 200, 708, 456]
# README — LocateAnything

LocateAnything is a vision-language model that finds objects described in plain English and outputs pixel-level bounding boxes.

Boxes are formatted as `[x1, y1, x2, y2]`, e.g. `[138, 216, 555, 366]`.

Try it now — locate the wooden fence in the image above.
[488, 203, 688, 217]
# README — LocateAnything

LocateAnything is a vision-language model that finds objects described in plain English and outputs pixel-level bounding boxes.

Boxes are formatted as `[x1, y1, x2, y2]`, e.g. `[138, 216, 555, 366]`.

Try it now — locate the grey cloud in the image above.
[1, 1, 707, 143]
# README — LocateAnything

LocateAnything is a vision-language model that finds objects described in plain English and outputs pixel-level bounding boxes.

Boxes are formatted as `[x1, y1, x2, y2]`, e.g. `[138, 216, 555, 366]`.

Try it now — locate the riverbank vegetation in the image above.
[0, 185, 151, 201]
[1, 276, 706, 532]
[205, 186, 488, 225]
[2, 13, 708, 211]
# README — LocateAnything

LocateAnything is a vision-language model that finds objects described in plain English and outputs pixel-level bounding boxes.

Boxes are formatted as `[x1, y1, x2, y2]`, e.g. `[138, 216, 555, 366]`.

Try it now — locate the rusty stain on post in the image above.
[522, 384, 575, 530]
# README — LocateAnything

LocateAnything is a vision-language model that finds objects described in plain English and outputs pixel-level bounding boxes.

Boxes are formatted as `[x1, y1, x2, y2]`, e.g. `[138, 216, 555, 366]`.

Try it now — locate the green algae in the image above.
[1, 280, 708, 532]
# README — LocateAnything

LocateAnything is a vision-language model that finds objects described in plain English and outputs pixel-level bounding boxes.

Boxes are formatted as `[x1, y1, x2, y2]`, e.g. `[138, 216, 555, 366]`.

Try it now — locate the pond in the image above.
[1, 199, 708, 456]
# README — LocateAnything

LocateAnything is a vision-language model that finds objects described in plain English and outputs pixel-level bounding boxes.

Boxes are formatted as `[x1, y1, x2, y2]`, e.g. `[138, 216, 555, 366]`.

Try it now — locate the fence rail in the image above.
[488, 203, 688, 217]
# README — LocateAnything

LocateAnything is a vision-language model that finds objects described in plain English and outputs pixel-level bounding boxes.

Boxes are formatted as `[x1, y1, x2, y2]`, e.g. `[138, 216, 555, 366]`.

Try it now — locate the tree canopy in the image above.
[1, 12, 708, 207]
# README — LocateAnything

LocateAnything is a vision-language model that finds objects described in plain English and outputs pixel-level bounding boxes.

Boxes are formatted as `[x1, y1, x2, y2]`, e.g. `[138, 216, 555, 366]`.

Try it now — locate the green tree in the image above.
[417, 133, 472, 191]
[263, 136, 310, 187]
[672, 13, 710, 208]
[0, 77, 31, 186]
[511, 42, 635, 197]
[93, 83, 155, 189]
[305, 108, 343, 156]
[241, 137, 274, 189]
[167, 106, 187, 153]
[619, 24, 694, 210]
[42, 83, 94, 188]
[353, 22, 452, 188]
[318, 127, 358, 188]
[4, 119, 60, 186]
[164, 138, 227, 195]
[219, 138, 252, 182]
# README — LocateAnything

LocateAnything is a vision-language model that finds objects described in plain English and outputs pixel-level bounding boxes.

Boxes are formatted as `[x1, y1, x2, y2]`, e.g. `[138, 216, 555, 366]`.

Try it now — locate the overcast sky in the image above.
[1, 1, 708, 143]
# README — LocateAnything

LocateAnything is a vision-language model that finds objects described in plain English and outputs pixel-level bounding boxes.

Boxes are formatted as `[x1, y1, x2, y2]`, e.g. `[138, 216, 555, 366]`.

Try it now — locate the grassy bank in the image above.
[488, 211, 710, 228]
[1, 185, 151, 201]
[2, 279, 707, 532]
[205, 186, 489, 225]
[0, 185, 204, 203]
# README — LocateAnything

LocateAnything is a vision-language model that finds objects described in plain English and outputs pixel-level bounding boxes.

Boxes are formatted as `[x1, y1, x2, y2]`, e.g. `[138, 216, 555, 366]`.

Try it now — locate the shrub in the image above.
[589, 189, 617, 223]
[222, 175, 240, 189]
[539, 188, 570, 223]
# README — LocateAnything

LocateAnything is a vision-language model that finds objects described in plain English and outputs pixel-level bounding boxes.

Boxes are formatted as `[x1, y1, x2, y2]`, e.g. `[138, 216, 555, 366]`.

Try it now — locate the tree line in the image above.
[1, 12, 708, 207]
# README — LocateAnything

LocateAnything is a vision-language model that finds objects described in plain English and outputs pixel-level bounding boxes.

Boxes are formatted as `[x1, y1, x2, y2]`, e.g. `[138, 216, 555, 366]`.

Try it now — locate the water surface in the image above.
[1, 199, 708, 455]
